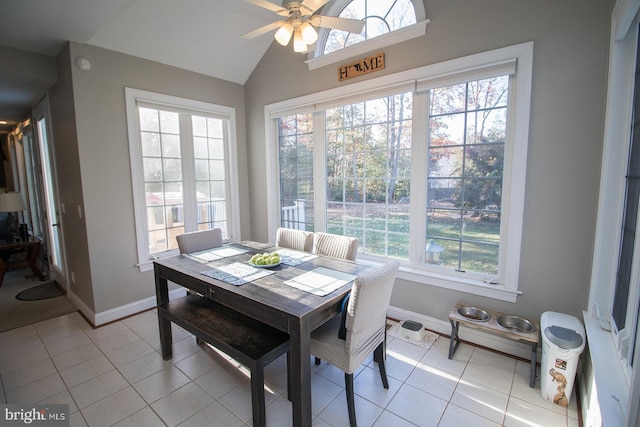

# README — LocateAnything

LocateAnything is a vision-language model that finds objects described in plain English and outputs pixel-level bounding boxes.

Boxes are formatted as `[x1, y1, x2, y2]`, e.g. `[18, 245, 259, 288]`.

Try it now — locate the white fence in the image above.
[281, 200, 306, 230]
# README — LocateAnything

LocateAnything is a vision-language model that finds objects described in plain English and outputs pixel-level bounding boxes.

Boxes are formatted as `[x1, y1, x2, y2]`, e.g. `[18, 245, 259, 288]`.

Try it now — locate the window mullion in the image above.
[180, 114, 197, 230]
[313, 111, 327, 232]
[409, 92, 428, 265]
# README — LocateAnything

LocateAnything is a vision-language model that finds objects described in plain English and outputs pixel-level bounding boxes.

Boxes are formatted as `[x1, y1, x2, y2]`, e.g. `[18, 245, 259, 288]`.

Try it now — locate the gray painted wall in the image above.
[244, 0, 613, 323]
[50, 42, 250, 315]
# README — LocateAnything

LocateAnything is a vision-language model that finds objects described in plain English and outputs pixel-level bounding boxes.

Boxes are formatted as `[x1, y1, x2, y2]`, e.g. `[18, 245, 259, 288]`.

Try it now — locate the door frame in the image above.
[32, 94, 67, 288]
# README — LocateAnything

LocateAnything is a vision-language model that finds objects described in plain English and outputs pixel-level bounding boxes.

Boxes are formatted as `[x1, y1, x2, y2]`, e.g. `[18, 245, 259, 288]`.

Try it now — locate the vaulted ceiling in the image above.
[0, 0, 292, 135]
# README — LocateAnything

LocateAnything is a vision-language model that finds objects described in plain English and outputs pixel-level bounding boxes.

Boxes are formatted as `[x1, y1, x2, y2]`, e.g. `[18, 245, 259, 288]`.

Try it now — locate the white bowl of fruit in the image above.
[249, 252, 281, 268]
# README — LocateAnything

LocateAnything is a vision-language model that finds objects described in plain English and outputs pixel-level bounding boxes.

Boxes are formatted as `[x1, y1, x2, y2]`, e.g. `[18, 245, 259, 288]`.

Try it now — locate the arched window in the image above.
[308, 0, 428, 69]
[323, 0, 417, 54]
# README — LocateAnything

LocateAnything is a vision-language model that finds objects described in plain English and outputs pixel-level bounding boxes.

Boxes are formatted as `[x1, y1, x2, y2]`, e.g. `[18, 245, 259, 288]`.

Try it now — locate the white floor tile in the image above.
[405, 360, 460, 401]
[439, 402, 501, 426]
[93, 329, 142, 354]
[69, 369, 129, 409]
[5, 372, 67, 404]
[318, 391, 384, 427]
[51, 342, 102, 371]
[194, 364, 248, 399]
[1, 357, 57, 391]
[111, 406, 165, 427]
[373, 409, 419, 426]
[133, 366, 191, 404]
[44, 330, 92, 356]
[217, 379, 280, 423]
[504, 396, 569, 427]
[105, 339, 155, 367]
[178, 401, 245, 427]
[151, 382, 214, 427]
[0, 312, 582, 427]
[450, 380, 509, 424]
[354, 365, 402, 408]
[79, 386, 146, 427]
[117, 350, 171, 384]
[386, 383, 447, 427]
[461, 359, 516, 394]
[60, 355, 115, 388]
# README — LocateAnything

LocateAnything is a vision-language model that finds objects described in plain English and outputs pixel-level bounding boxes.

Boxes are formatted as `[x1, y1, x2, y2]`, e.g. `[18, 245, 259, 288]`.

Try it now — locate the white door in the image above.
[32, 95, 66, 285]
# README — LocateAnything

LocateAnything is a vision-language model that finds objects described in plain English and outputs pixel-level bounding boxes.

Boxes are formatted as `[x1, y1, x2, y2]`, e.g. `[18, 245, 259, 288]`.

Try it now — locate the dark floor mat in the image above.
[16, 281, 65, 301]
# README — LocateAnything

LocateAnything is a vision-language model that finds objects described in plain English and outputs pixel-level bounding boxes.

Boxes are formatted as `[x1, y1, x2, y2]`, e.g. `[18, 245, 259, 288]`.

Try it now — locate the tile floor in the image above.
[0, 310, 580, 427]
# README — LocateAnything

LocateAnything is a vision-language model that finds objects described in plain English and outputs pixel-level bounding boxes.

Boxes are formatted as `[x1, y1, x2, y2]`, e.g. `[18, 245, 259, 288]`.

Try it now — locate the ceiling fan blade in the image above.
[300, 0, 330, 15]
[309, 15, 364, 34]
[244, 0, 289, 17]
[242, 20, 286, 39]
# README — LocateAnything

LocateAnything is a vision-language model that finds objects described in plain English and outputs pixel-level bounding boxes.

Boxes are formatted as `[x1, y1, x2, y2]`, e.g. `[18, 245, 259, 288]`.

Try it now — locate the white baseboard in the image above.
[70, 288, 185, 327]
[387, 305, 539, 361]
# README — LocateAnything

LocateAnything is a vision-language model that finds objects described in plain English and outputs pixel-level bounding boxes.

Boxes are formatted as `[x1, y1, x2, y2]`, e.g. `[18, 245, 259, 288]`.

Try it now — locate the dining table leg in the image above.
[289, 317, 312, 427]
[154, 266, 173, 360]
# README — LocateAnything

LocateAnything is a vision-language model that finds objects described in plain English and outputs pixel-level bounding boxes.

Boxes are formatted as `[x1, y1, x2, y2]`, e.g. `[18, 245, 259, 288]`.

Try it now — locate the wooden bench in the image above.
[158, 294, 290, 427]
[448, 303, 539, 388]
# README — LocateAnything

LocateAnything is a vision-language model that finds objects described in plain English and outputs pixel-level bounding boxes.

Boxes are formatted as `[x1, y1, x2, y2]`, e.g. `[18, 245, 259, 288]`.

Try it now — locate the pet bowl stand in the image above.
[448, 302, 540, 388]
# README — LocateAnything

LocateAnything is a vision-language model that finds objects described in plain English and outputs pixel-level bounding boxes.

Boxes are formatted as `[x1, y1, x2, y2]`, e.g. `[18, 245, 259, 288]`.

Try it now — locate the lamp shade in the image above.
[0, 192, 27, 213]
[275, 23, 294, 46]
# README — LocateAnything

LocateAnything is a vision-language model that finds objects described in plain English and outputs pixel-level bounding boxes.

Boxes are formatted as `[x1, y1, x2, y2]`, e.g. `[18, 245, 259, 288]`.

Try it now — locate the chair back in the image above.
[276, 227, 314, 252]
[344, 260, 400, 352]
[312, 232, 358, 261]
[176, 228, 223, 254]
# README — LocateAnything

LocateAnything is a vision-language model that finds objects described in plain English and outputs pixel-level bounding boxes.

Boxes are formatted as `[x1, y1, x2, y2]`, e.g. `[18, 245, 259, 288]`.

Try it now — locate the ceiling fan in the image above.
[242, 0, 365, 53]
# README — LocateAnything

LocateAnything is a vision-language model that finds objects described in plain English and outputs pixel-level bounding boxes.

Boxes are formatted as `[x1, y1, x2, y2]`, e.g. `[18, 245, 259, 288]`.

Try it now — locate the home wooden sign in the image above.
[338, 52, 385, 81]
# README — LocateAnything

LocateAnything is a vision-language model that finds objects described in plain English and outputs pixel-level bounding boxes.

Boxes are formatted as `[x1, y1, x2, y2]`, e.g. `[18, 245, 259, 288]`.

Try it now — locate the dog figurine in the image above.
[549, 368, 569, 406]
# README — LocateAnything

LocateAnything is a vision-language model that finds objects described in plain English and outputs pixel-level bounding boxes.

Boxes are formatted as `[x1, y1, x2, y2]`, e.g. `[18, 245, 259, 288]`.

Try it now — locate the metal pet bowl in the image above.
[497, 314, 536, 333]
[457, 306, 490, 322]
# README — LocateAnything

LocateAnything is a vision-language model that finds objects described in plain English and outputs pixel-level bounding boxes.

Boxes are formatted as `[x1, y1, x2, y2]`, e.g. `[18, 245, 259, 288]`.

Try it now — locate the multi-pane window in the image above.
[193, 116, 229, 235]
[325, 93, 412, 258]
[139, 107, 184, 254]
[278, 113, 314, 231]
[277, 79, 508, 276]
[271, 43, 531, 299]
[323, 0, 417, 54]
[127, 88, 237, 269]
[427, 76, 508, 276]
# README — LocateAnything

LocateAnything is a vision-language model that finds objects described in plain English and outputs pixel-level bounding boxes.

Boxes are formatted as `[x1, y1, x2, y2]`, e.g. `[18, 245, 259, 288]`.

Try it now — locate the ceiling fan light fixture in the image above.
[300, 21, 318, 45]
[293, 29, 307, 53]
[274, 22, 294, 46]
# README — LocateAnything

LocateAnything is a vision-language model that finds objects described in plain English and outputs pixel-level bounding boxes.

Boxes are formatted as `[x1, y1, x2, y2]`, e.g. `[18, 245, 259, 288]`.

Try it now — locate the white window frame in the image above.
[266, 42, 533, 302]
[305, 0, 429, 70]
[585, 2, 640, 426]
[125, 88, 241, 272]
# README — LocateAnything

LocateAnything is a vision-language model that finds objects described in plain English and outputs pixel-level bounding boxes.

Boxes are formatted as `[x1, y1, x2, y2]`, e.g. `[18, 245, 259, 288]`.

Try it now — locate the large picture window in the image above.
[270, 43, 533, 301]
[126, 89, 240, 271]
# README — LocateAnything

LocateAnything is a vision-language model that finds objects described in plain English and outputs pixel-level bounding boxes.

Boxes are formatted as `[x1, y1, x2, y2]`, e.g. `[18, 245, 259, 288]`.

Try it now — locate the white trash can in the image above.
[540, 311, 585, 406]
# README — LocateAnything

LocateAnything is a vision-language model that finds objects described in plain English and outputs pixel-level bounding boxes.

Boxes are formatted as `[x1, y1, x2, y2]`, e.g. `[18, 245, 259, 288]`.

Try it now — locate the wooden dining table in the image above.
[153, 241, 373, 427]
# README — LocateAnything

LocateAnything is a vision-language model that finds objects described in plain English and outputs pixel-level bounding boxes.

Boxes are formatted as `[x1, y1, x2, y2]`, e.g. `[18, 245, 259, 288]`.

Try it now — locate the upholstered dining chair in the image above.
[176, 228, 223, 254]
[312, 232, 358, 261]
[310, 259, 400, 427]
[275, 227, 314, 252]
[175, 228, 225, 344]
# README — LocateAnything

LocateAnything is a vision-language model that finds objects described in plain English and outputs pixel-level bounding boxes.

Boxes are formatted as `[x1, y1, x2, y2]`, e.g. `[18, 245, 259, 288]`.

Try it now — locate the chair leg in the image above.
[344, 373, 357, 427]
[373, 342, 389, 389]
